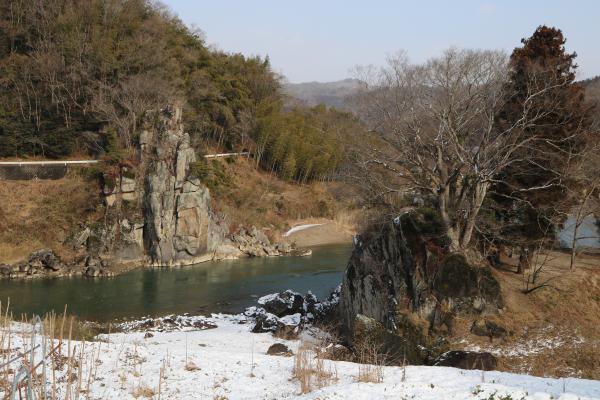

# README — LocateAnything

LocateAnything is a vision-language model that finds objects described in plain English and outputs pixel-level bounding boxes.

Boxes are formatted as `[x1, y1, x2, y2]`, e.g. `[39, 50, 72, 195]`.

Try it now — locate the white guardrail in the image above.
[0, 153, 251, 167]
[0, 160, 101, 166]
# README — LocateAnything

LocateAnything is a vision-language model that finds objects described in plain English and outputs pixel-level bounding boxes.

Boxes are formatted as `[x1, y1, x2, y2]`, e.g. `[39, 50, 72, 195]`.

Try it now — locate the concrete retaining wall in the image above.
[0, 164, 68, 180]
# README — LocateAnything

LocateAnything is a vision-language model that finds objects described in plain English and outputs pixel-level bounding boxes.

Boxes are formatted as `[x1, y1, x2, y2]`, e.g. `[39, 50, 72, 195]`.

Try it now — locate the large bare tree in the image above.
[353, 48, 588, 251]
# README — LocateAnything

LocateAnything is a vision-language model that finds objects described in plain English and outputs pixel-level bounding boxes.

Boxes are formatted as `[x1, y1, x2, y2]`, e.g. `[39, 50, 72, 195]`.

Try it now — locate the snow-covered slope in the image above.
[2, 316, 599, 399]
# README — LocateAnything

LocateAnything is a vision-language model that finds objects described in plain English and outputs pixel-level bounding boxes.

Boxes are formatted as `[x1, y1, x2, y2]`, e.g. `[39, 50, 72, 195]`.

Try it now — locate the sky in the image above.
[162, 1, 600, 83]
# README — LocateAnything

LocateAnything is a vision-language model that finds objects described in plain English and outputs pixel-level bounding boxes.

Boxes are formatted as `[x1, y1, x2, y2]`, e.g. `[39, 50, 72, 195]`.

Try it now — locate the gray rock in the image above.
[250, 226, 270, 246]
[258, 290, 305, 317]
[433, 350, 497, 371]
[213, 244, 244, 260]
[275, 242, 292, 253]
[340, 212, 503, 337]
[252, 312, 279, 333]
[321, 344, 350, 360]
[28, 249, 63, 271]
[84, 266, 100, 277]
[17, 262, 30, 273]
[263, 245, 280, 256]
[141, 106, 223, 266]
[70, 227, 91, 249]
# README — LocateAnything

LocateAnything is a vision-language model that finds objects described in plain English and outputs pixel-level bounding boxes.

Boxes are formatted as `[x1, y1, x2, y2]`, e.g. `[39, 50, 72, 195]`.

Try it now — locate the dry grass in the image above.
[132, 383, 156, 398]
[450, 250, 600, 380]
[0, 304, 107, 399]
[0, 172, 102, 263]
[353, 336, 385, 383]
[293, 340, 337, 394]
[207, 157, 356, 237]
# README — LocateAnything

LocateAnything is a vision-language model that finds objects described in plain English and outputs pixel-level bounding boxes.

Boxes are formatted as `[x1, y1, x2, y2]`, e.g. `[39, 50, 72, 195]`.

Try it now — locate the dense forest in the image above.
[0, 0, 360, 182]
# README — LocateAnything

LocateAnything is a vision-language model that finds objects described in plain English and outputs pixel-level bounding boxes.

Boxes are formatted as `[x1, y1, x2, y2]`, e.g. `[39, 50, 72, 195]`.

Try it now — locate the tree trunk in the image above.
[438, 184, 460, 251]
[517, 245, 532, 275]
[459, 181, 489, 249]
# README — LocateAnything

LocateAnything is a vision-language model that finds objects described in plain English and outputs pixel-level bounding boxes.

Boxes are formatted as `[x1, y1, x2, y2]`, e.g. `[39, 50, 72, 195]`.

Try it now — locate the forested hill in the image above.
[0, 0, 365, 183]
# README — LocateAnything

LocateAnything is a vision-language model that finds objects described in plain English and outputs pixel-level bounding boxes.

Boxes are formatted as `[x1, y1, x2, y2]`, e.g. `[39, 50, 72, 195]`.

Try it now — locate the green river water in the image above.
[0, 244, 351, 321]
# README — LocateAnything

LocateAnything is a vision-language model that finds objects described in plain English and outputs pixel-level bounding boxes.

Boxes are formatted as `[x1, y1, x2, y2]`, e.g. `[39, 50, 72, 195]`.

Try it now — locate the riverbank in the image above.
[283, 219, 354, 248]
[2, 315, 599, 399]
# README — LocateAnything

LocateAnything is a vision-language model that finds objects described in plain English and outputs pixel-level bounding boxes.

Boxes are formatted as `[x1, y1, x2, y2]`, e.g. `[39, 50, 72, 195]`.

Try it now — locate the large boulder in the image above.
[248, 288, 342, 334]
[258, 290, 304, 317]
[340, 209, 503, 359]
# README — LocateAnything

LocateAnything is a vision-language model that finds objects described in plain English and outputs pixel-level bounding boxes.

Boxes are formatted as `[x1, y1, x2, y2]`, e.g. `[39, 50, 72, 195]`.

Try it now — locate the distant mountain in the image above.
[580, 75, 600, 103]
[283, 78, 362, 109]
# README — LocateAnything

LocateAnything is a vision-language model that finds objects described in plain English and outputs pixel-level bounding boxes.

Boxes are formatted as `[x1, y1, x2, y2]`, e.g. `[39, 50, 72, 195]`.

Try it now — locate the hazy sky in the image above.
[163, 0, 600, 83]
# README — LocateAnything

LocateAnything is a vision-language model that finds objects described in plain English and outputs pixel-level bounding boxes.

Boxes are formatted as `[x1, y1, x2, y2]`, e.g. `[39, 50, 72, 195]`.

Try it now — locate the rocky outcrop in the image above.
[140, 106, 223, 266]
[340, 210, 504, 363]
[1, 105, 296, 279]
[136, 106, 292, 266]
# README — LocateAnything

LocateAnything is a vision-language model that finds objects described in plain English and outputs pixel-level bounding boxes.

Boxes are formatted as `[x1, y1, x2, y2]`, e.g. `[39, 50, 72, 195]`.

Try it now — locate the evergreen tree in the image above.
[488, 26, 594, 271]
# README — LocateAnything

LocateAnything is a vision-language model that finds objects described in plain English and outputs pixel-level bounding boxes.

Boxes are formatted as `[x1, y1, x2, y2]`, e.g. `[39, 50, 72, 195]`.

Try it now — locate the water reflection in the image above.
[0, 244, 351, 321]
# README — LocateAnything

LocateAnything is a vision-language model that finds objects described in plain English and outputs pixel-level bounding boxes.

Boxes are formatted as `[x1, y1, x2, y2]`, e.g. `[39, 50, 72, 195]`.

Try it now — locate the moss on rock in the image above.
[433, 253, 503, 309]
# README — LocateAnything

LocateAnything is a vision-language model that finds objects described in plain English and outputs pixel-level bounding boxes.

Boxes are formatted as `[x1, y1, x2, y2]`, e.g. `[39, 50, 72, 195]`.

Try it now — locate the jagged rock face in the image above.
[141, 106, 220, 266]
[340, 211, 503, 339]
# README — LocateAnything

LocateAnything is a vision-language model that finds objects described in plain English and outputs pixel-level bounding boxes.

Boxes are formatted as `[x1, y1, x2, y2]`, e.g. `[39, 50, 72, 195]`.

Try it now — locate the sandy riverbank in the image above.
[283, 220, 354, 248]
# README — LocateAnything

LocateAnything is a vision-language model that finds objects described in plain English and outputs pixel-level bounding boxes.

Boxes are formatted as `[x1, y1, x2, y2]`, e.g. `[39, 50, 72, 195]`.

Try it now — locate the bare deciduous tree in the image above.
[353, 48, 588, 251]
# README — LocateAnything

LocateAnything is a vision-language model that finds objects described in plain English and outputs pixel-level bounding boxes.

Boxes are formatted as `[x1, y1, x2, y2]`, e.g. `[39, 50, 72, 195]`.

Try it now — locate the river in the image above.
[0, 244, 351, 322]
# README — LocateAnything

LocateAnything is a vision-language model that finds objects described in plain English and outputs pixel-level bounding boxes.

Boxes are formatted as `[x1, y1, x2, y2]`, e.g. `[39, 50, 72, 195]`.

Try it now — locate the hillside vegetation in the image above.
[0, 0, 365, 184]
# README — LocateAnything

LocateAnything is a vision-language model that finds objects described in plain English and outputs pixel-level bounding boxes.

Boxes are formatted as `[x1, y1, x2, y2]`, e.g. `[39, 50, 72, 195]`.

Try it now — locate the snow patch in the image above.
[2, 316, 600, 399]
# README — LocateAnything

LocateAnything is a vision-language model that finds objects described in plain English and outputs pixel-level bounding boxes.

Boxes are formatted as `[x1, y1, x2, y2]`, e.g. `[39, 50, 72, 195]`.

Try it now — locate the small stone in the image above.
[266, 343, 293, 357]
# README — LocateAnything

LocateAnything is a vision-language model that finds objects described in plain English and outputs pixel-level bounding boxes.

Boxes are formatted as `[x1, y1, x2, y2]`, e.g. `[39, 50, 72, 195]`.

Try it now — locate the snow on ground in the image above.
[2, 315, 600, 399]
[463, 325, 585, 357]
[284, 223, 325, 237]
